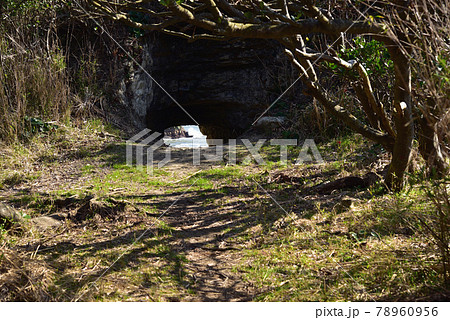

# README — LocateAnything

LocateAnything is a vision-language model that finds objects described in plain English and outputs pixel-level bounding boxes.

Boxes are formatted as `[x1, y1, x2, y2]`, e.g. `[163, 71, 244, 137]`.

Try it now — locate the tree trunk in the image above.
[417, 116, 450, 177]
[385, 44, 414, 191]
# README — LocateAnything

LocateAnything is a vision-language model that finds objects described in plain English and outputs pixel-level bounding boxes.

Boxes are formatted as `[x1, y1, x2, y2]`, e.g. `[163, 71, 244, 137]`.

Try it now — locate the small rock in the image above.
[0, 203, 24, 229]
[254, 116, 286, 129]
[31, 215, 64, 230]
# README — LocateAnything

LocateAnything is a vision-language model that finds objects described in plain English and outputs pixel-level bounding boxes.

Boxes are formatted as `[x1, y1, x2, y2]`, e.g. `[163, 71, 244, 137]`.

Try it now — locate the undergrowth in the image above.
[0, 1, 72, 143]
[1, 126, 449, 301]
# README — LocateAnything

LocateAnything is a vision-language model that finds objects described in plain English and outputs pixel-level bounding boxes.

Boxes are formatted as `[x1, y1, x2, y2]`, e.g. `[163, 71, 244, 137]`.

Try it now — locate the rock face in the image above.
[130, 43, 154, 127]
[63, 24, 305, 138]
[141, 35, 296, 139]
[164, 126, 191, 138]
[254, 116, 286, 130]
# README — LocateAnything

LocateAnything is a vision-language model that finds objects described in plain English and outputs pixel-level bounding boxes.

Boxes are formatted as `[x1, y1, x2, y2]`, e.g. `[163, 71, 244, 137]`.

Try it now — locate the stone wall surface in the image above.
[143, 35, 299, 138]
[61, 23, 304, 138]
[120, 34, 305, 138]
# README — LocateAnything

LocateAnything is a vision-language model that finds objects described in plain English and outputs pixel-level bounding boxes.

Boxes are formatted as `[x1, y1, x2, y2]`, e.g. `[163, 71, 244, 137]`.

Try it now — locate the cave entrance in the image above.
[163, 125, 208, 148]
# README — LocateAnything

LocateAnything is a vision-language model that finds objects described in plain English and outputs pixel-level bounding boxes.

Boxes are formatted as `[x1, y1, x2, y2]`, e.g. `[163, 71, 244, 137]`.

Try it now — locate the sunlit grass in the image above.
[1, 126, 447, 301]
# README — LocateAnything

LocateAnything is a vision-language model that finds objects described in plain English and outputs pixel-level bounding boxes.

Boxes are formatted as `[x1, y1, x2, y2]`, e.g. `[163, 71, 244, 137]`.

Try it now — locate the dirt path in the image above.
[0, 141, 353, 301]
[3, 138, 440, 302]
[160, 188, 257, 301]
[1, 142, 268, 301]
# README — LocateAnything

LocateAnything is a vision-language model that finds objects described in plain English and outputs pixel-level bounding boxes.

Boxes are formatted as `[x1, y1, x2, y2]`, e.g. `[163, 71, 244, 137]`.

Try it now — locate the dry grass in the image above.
[0, 245, 55, 301]
[1, 128, 448, 301]
[418, 180, 450, 286]
[0, 24, 71, 143]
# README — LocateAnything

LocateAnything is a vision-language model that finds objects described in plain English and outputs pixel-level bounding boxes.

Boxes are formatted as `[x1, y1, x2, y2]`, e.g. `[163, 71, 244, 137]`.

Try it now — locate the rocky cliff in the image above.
[73, 28, 305, 139]
[127, 34, 303, 139]
[164, 126, 191, 139]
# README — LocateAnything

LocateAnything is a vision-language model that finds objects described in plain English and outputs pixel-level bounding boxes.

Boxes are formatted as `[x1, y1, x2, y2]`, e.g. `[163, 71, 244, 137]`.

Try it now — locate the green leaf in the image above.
[159, 0, 170, 6]
[22, 213, 31, 220]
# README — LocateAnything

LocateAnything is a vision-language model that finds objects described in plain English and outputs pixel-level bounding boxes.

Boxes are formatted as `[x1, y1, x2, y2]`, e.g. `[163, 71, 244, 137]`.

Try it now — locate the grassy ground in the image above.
[0, 122, 448, 301]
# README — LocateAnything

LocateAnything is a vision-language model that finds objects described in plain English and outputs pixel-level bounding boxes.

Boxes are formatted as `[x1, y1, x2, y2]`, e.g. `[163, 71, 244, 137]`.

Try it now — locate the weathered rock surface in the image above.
[62, 24, 306, 138]
[31, 215, 64, 230]
[129, 43, 154, 128]
[144, 35, 299, 139]
[254, 116, 286, 130]
[164, 126, 191, 138]
[0, 203, 24, 229]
